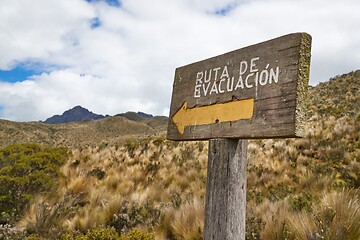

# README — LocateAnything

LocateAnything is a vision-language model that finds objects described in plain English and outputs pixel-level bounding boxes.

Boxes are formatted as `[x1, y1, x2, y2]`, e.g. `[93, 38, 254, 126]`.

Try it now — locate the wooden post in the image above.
[204, 139, 248, 240]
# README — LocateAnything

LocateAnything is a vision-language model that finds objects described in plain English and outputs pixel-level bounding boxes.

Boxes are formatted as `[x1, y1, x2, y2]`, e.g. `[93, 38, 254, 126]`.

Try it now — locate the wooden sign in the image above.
[167, 32, 312, 141]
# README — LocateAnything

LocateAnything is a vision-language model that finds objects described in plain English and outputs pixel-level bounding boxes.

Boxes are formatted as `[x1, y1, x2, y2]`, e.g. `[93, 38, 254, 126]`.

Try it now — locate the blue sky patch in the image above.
[90, 17, 101, 29]
[85, 0, 121, 7]
[0, 65, 38, 83]
[105, 0, 121, 7]
[214, 3, 238, 16]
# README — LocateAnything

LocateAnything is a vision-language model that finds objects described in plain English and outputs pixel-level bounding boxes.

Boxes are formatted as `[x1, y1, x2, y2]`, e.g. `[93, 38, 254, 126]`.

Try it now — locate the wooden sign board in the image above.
[167, 32, 311, 141]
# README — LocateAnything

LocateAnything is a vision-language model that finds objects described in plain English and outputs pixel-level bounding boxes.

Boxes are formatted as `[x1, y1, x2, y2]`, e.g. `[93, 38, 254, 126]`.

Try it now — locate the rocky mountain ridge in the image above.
[44, 105, 106, 124]
[44, 105, 155, 124]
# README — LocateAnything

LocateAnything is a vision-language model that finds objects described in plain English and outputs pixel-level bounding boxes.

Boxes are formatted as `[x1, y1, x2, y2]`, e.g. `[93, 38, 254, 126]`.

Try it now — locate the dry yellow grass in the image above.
[18, 138, 208, 238]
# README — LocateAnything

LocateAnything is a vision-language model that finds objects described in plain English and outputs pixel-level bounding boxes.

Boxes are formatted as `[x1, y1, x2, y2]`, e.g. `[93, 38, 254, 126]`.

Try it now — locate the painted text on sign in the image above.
[193, 57, 280, 98]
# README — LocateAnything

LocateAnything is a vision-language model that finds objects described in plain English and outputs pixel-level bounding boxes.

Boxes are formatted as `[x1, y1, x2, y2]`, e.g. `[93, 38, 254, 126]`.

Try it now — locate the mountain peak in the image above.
[44, 106, 105, 124]
[72, 105, 85, 110]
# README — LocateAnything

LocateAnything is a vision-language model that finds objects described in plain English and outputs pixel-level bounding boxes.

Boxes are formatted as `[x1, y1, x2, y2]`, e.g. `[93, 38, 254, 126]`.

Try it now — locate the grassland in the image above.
[0, 70, 359, 239]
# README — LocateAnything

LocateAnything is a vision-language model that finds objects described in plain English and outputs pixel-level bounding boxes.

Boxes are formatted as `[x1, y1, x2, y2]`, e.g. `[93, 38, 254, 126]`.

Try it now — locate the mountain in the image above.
[44, 106, 155, 124]
[116, 111, 153, 121]
[44, 105, 105, 124]
[138, 111, 153, 119]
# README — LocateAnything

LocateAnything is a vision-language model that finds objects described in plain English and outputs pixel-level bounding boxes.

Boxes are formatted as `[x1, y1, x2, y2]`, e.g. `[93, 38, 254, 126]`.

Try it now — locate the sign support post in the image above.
[205, 139, 248, 240]
[167, 32, 312, 240]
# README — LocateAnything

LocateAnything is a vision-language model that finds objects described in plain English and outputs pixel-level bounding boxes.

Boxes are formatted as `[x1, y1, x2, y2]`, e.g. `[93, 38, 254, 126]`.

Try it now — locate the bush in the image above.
[289, 192, 313, 212]
[120, 228, 155, 240]
[87, 167, 106, 180]
[61, 227, 154, 240]
[108, 202, 160, 234]
[61, 227, 119, 240]
[152, 136, 165, 147]
[124, 140, 138, 158]
[0, 144, 68, 223]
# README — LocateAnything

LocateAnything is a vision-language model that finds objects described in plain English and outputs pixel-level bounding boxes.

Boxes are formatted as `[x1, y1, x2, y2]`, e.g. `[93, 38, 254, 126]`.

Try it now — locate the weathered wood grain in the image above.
[204, 139, 248, 240]
[167, 33, 312, 140]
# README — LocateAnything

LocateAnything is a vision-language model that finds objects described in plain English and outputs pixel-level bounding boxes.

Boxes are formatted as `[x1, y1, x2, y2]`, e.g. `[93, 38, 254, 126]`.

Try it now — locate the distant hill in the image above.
[0, 104, 168, 148]
[116, 111, 153, 121]
[44, 106, 155, 124]
[44, 106, 106, 124]
[0, 115, 168, 148]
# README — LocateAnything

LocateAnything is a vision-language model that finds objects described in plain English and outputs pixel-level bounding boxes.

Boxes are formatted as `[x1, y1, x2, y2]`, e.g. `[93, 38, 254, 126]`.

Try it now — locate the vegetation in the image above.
[0, 143, 68, 224]
[0, 116, 167, 149]
[14, 139, 206, 239]
[0, 70, 359, 239]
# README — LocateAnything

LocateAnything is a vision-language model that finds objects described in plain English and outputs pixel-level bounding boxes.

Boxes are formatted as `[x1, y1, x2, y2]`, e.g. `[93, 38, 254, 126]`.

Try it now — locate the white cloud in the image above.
[0, 0, 359, 121]
[0, 69, 150, 121]
[0, 0, 95, 70]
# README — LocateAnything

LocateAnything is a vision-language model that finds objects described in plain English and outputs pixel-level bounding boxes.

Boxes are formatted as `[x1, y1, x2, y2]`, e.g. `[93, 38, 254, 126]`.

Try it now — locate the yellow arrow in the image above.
[171, 98, 254, 134]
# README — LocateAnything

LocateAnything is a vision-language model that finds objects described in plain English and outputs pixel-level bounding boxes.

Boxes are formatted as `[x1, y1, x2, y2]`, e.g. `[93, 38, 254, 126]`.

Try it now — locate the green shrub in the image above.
[289, 192, 313, 212]
[152, 136, 165, 147]
[0, 144, 68, 223]
[87, 167, 106, 180]
[108, 202, 160, 234]
[80, 227, 118, 240]
[180, 146, 194, 161]
[120, 228, 155, 240]
[124, 140, 138, 158]
[246, 214, 265, 240]
[108, 204, 143, 233]
[248, 188, 263, 204]
[196, 141, 205, 152]
[99, 140, 108, 151]
[61, 227, 119, 240]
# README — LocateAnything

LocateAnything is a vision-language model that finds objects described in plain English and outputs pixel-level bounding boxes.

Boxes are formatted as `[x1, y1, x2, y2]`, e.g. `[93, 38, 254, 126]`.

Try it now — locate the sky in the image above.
[0, 0, 359, 122]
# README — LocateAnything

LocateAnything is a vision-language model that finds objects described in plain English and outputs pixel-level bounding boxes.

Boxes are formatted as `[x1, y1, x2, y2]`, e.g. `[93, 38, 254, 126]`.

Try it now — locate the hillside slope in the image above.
[0, 116, 167, 148]
[307, 70, 360, 118]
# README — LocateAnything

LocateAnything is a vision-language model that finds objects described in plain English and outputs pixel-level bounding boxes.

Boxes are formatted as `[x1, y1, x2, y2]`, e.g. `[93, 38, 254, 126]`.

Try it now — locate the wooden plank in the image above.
[204, 139, 248, 240]
[167, 32, 311, 140]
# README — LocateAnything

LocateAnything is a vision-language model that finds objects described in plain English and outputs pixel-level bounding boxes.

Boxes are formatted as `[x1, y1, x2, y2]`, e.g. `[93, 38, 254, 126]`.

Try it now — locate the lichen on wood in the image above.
[295, 33, 312, 137]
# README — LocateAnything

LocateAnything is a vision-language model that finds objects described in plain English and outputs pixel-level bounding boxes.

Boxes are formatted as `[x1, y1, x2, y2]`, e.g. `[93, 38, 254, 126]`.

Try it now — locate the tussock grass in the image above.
[171, 198, 204, 240]
[289, 189, 360, 240]
[18, 139, 207, 238]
